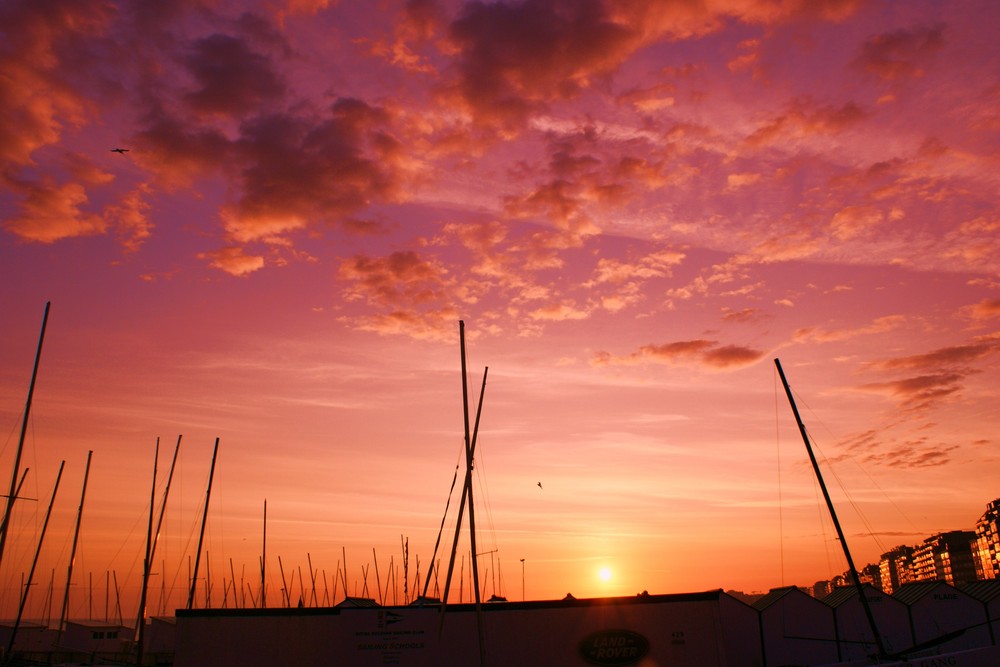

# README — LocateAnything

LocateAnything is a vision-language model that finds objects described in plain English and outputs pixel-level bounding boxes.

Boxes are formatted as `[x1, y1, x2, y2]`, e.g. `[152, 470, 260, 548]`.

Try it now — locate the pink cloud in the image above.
[853, 23, 946, 81]
[222, 98, 405, 243]
[182, 34, 286, 116]
[133, 110, 232, 187]
[444, 0, 636, 129]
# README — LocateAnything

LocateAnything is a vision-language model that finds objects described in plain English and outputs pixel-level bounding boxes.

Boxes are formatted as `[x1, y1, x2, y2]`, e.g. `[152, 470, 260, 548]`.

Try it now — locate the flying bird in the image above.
[537, 482, 543, 490]
[110, 148, 129, 154]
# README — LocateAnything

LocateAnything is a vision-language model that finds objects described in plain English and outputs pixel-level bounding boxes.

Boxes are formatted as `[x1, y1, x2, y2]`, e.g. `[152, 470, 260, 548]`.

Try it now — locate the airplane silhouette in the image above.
[110, 148, 129, 154]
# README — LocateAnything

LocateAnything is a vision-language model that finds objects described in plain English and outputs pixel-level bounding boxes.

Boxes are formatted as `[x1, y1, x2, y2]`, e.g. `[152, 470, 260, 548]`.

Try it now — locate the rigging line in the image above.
[421, 447, 462, 599]
[0, 409, 24, 457]
[804, 423, 889, 559]
[792, 390, 898, 554]
[808, 444, 837, 581]
[786, 386, 878, 572]
[784, 385, 838, 580]
[472, 433, 499, 552]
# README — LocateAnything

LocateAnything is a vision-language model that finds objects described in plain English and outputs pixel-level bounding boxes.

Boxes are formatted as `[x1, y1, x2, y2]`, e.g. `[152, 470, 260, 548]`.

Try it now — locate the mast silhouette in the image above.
[58, 450, 93, 640]
[428, 366, 488, 602]
[188, 437, 220, 609]
[7, 461, 64, 660]
[437, 321, 487, 665]
[0, 301, 50, 568]
[774, 358, 886, 659]
[136, 435, 181, 665]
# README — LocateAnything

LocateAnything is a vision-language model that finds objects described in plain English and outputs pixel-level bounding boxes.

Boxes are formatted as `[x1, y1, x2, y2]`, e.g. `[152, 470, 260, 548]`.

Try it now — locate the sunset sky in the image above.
[1, 0, 999, 622]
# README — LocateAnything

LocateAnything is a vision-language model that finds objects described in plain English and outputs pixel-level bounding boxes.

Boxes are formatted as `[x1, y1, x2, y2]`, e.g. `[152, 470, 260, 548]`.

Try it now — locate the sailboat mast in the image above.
[8, 460, 64, 656]
[136, 435, 180, 665]
[773, 358, 886, 658]
[261, 499, 267, 608]
[187, 437, 220, 609]
[59, 450, 93, 637]
[135, 439, 160, 665]
[0, 301, 51, 568]
[459, 321, 486, 666]
[427, 366, 488, 602]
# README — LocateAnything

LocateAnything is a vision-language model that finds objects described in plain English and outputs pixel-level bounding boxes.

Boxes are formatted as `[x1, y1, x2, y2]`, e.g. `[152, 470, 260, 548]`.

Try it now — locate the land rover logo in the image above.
[579, 629, 650, 665]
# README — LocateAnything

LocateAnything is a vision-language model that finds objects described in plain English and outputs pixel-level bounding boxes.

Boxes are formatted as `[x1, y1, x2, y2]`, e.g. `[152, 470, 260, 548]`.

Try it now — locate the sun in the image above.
[598, 567, 613, 582]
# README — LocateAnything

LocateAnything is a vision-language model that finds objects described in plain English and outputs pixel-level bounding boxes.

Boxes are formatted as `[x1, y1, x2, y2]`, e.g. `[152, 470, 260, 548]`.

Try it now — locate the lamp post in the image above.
[520, 559, 525, 601]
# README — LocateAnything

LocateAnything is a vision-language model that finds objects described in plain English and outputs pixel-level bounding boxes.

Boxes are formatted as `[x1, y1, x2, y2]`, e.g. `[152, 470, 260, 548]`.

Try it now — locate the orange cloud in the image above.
[198, 246, 266, 276]
[594, 339, 764, 369]
[528, 301, 590, 321]
[587, 250, 685, 285]
[721, 307, 766, 324]
[793, 315, 908, 343]
[856, 373, 964, 411]
[338, 251, 452, 307]
[746, 99, 868, 147]
[105, 186, 154, 252]
[872, 342, 999, 371]
[965, 298, 1000, 321]
[0, 1, 107, 166]
[347, 306, 462, 342]
[2, 177, 105, 243]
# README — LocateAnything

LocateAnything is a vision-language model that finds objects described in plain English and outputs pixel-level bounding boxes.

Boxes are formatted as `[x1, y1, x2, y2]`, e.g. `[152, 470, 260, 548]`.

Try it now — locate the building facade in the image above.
[878, 546, 915, 594]
[973, 498, 1000, 580]
[911, 531, 977, 586]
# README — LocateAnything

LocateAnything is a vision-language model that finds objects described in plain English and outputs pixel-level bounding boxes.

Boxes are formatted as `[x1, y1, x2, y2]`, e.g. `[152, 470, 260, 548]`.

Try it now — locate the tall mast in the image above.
[187, 437, 220, 609]
[428, 366, 488, 601]
[135, 439, 160, 665]
[0, 301, 51, 568]
[59, 450, 93, 639]
[260, 499, 267, 608]
[440, 320, 489, 665]
[773, 358, 886, 659]
[8, 461, 64, 657]
[136, 435, 181, 665]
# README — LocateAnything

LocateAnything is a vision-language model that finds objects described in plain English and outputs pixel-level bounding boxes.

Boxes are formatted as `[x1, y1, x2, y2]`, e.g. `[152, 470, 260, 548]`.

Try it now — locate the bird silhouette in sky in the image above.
[110, 148, 129, 154]
[537, 482, 543, 490]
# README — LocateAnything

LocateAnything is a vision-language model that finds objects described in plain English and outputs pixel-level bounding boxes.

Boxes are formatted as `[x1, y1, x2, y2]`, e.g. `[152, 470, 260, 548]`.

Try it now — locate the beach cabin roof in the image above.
[961, 579, 1000, 603]
[751, 585, 804, 610]
[891, 580, 942, 605]
[335, 596, 380, 608]
[891, 580, 991, 653]
[753, 586, 837, 666]
[821, 585, 867, 607]
[821, 583, 913, 659]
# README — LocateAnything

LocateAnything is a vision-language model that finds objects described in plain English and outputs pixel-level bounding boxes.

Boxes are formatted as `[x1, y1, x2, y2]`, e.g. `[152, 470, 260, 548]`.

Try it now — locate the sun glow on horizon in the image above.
[598, 566, 613, 582]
